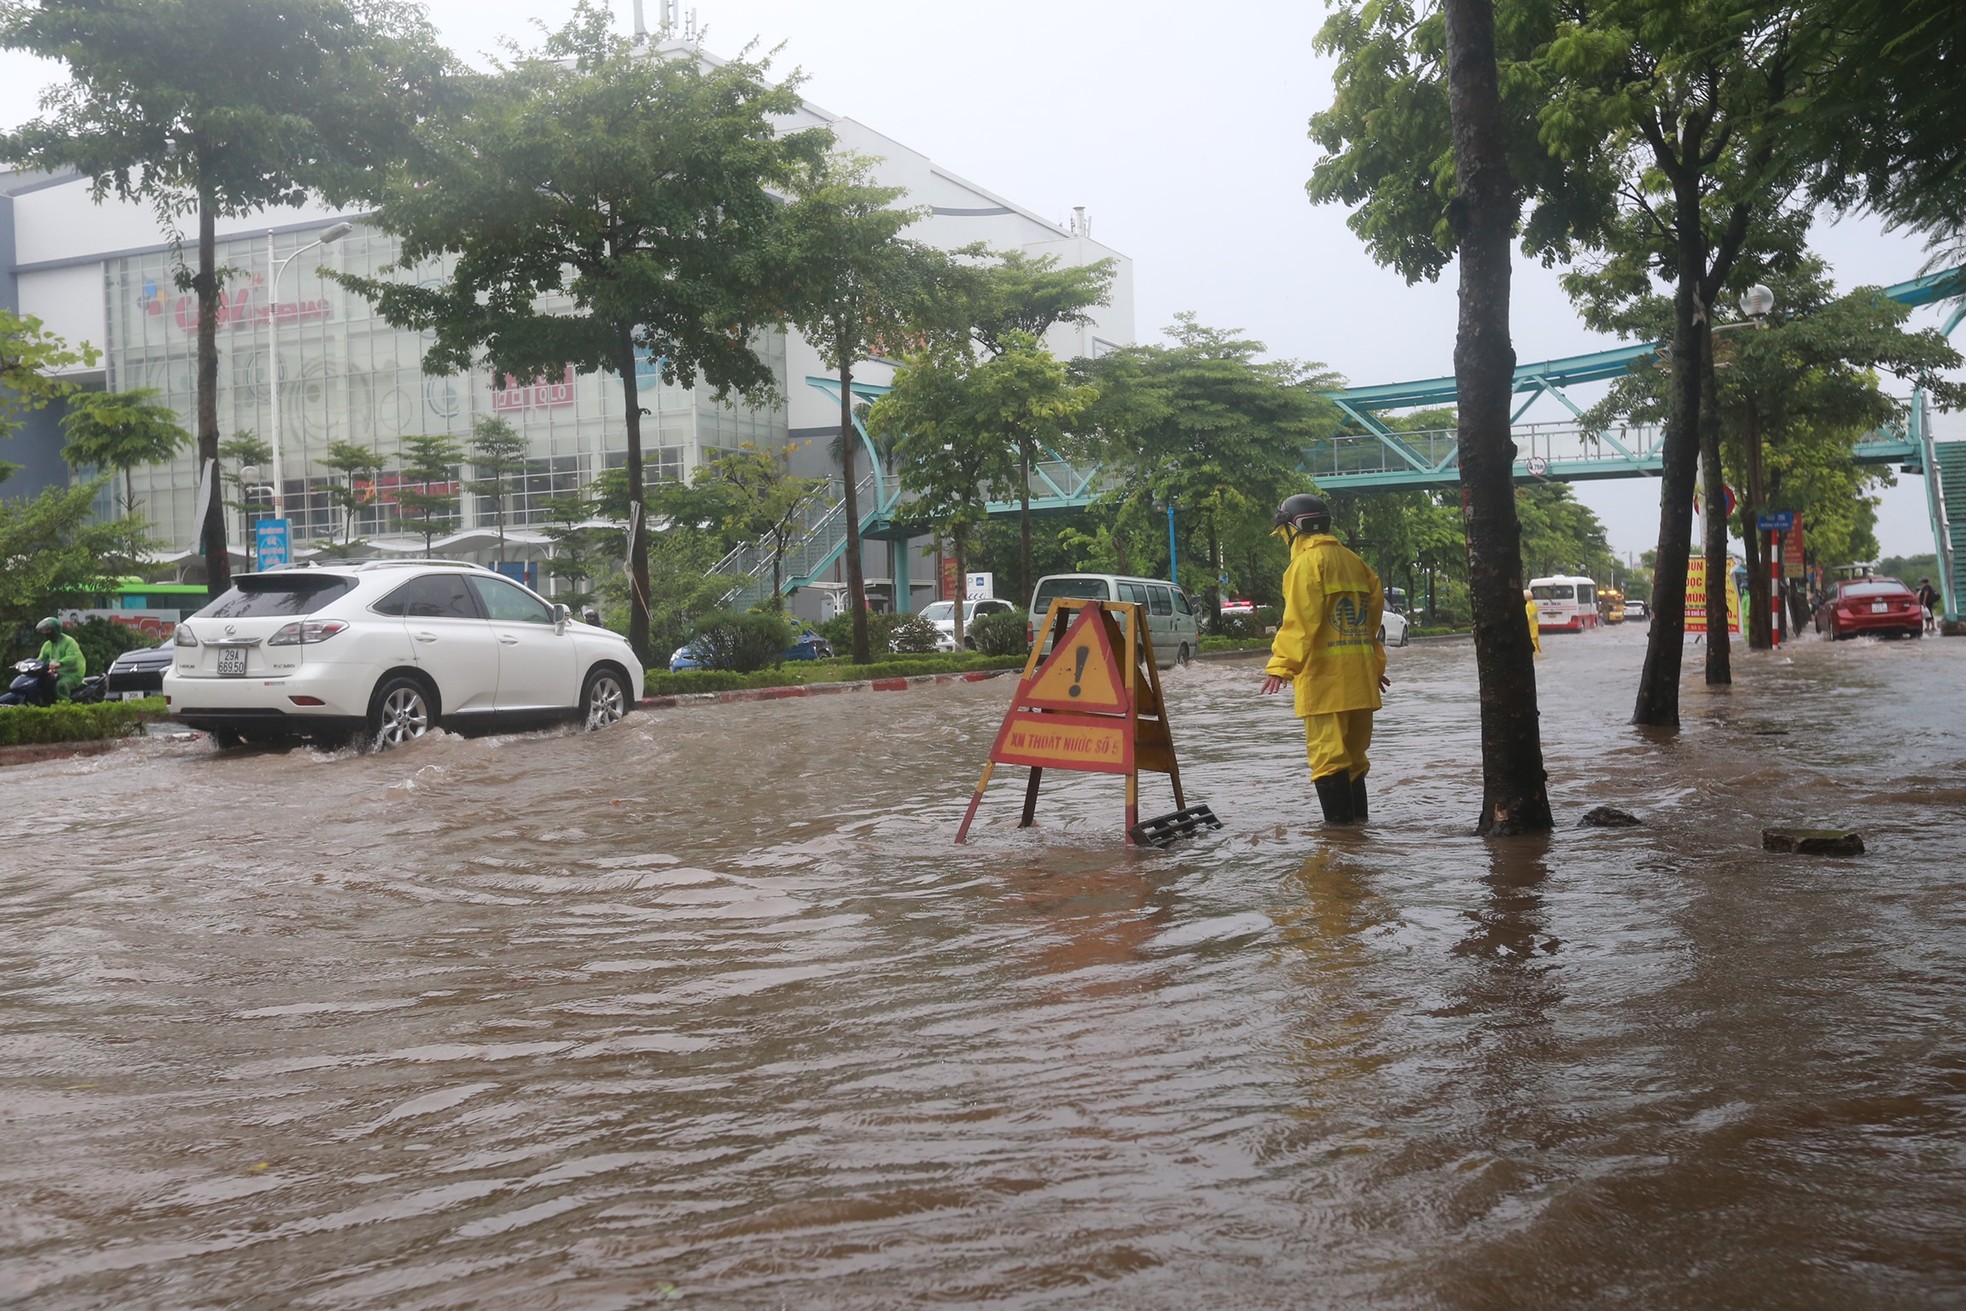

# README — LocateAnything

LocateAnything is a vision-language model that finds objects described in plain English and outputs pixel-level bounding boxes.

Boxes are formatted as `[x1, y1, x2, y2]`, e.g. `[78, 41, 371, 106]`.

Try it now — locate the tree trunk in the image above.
[1699, 326, 1732, 683]
[1632, 174, 1707, 727]
[771, 538, 783, 609]
[953, 533, 969, 654]
[1741, 402, 1772, 649]
[195, 192, 230, 597]
[840, 352, 870, 664]
[1444, 0, 1551, 835]
[616, 323, 651, 665]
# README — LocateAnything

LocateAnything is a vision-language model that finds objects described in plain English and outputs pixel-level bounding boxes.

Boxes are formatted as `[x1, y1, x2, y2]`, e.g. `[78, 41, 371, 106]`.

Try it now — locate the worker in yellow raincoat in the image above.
[1260, 494, 1389, 825]
[1524, 588, 1542, 654]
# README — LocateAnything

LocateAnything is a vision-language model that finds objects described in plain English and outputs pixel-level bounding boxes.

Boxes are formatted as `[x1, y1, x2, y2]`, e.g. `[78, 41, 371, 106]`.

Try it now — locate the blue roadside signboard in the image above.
[256, 518, 291, 570]
[1756, 510, 1795, 532]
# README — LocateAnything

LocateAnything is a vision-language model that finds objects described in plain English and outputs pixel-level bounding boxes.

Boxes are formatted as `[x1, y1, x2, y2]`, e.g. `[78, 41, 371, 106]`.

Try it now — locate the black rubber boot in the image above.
[1313, 772, 1357, 825]
[1350, 774, 1368, 821]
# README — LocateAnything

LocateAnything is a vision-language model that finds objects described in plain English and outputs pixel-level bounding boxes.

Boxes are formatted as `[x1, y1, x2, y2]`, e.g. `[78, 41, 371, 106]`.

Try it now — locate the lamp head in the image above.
[321, 221, 354, 244]
[1739, 284, 1775, 319]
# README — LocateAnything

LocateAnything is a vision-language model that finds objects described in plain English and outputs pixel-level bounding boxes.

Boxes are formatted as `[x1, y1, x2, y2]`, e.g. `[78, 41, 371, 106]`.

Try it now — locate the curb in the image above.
[0, 738, 136, 769]
[639, 668, 1017, 711]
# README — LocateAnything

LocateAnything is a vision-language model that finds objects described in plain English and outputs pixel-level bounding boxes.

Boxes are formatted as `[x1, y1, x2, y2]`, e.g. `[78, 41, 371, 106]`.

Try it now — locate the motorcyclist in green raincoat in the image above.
[35, 616, 87, 701]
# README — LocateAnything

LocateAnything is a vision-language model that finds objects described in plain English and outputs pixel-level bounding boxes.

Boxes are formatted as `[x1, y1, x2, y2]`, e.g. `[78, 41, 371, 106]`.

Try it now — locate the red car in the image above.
[1813, 576, 1924, 640]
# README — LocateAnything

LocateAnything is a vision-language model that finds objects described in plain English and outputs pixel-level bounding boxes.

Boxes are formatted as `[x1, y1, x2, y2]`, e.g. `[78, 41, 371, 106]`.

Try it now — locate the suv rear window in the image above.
[195, 574, 356, 619]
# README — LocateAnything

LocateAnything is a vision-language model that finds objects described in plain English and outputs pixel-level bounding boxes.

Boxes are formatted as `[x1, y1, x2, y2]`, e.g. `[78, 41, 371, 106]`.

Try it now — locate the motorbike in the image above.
[0, 658, 108, 707]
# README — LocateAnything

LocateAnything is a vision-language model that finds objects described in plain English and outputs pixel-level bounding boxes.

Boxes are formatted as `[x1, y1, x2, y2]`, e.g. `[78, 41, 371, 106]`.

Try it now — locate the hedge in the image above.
[0, 697, 167, 747]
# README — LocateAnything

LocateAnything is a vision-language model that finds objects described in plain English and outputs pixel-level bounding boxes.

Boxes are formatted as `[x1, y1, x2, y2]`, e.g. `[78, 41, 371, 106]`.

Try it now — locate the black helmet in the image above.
[1273, 493, 1331, 536]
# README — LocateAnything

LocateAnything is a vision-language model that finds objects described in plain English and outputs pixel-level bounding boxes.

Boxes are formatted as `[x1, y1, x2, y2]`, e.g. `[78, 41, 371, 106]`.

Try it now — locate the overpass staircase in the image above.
[1931, 441, 1966, 617]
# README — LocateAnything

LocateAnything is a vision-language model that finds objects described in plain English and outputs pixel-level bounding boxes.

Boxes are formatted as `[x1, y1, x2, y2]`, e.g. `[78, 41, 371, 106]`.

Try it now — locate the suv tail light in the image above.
[267, 619, 349, 646]
[173, 623, 198, 647]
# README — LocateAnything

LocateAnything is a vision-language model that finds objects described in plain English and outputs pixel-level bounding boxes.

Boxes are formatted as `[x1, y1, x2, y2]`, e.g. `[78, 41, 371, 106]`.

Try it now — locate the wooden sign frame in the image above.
[955, 598, 1187, 844]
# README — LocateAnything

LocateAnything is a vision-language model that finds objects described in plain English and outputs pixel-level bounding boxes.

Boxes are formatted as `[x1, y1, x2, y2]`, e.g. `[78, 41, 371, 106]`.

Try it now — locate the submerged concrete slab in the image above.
[1763, 827, 1866, 856]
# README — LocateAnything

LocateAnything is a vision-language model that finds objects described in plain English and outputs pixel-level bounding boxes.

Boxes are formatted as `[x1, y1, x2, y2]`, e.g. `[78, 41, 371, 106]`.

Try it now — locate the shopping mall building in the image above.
[0, 51, 1132, 614]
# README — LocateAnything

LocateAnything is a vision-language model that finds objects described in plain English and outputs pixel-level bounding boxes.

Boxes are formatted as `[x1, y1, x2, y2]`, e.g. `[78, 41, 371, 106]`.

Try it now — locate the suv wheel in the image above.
[583, 667, 628, 730]
[1176, 642, 1192, 666]
[368, 675, 433, 750]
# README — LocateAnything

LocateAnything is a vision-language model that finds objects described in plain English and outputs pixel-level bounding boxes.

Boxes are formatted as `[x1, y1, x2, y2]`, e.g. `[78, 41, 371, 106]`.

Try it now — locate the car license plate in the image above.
[217, 647, 247, 677]
[1871, 602, 1888, 613]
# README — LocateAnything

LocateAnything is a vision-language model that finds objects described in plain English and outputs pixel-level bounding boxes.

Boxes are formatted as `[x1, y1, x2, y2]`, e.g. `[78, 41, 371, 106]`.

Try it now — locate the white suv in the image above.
[921, 597, 1020, 651]
[162, 561, 643, 748]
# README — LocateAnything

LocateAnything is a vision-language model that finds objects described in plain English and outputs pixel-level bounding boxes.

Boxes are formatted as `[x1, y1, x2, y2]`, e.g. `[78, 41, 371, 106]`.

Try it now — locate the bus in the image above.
[61, 579, 210, 643]
[1530, 575, 1601, 631]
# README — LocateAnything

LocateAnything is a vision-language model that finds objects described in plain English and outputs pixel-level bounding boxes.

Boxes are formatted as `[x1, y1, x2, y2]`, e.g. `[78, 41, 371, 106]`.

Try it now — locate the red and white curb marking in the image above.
[640, 668, 1016, 711]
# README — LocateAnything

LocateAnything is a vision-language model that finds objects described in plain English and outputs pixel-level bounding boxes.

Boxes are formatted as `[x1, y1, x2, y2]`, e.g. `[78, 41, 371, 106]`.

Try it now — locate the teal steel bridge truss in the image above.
[725, 270, 1962, 606]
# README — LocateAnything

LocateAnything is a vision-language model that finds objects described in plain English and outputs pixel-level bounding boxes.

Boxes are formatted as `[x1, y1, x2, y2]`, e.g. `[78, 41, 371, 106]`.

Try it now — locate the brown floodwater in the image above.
[3, 626, 1963, 1309]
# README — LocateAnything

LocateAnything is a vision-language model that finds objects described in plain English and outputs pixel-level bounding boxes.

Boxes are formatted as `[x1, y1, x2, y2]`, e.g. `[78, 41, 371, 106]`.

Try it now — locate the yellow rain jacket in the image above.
[1265, 532, 1386, 718]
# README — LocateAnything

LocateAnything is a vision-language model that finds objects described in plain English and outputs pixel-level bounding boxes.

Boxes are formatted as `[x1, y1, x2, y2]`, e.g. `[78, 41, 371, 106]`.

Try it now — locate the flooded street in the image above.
[4, 626, 1964, 1309]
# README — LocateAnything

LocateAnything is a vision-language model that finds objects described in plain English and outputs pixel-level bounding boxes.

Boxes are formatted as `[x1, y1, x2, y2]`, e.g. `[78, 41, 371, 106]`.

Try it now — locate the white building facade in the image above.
[0, 50, 1132, 610]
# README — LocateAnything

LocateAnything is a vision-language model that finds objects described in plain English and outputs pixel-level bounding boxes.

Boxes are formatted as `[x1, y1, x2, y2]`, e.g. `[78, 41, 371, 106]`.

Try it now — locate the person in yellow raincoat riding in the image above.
[1260, 494, 1388, 825]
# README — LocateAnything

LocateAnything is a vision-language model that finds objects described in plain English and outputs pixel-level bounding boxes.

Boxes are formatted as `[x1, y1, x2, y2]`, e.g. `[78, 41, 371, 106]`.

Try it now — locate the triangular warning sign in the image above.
[1020, 605, 1129, 714]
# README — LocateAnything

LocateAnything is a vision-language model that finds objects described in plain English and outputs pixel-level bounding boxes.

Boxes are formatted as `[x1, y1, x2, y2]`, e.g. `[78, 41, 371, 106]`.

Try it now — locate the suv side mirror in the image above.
[553, 602, 571, 632]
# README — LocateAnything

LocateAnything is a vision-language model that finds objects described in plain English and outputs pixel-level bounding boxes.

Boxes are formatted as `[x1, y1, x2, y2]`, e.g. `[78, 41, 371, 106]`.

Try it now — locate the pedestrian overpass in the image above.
[714, 269, 1966, 614]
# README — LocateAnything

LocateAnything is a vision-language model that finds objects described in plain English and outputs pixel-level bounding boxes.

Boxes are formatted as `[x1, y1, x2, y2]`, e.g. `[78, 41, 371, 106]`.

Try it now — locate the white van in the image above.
[1028, 574, 1201, 667]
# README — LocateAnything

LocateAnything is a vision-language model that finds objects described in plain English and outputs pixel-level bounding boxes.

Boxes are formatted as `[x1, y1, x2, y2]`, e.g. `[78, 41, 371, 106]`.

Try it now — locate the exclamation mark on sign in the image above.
[1069, 645, 1088, 697]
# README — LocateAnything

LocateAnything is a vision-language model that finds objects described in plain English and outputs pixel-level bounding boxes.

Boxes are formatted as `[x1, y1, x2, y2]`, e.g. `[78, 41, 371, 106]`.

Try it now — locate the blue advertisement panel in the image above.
[256, 518, 291, 570]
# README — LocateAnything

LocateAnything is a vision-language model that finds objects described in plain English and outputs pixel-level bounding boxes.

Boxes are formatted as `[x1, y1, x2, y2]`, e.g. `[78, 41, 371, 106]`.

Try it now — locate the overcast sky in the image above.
[2, 0, 1955, 562]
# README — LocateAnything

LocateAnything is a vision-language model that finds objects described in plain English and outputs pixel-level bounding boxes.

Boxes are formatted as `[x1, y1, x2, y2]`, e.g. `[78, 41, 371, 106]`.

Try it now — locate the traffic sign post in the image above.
[256, 518, 291, 571]
[956, 598, 1194, 844]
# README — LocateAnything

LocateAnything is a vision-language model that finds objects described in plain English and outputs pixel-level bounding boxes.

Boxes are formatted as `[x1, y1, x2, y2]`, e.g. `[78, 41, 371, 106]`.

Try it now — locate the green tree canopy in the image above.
[1075, 316, 1339, 617]
[690, 444, 827, 612]
[334, 3, 830, 663]
[868, 337, 1064, 647]
[0, 478, 148, 653]
[0, 309, 98, 486]
[1311, 0, 1822, 724]
[319, 438, 383, 546]
[3, 0, 456, 596]
[393, 431, 462, 557]
[59, 387, 190, 517]
[781, 152, 941, 660]
[466, 416, 530, 565]
[1792, 0, 1966, 260]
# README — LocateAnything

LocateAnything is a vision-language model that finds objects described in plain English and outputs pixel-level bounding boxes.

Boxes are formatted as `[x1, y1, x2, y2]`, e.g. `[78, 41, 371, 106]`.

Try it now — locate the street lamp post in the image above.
[266, 221, 353, 519]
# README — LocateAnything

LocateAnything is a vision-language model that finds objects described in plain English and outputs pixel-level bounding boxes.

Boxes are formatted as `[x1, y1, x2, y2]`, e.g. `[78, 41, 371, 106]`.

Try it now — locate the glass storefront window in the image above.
[101, 223, 790, 550]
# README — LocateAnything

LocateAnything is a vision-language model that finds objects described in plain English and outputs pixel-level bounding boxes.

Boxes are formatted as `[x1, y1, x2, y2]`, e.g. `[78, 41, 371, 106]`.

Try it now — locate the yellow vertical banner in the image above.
[1686, 557, 1742, 635]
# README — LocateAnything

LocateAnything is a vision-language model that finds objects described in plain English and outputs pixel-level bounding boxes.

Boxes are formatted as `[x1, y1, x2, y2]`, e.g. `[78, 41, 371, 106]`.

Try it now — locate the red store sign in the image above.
[492, 365, 577, 412]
